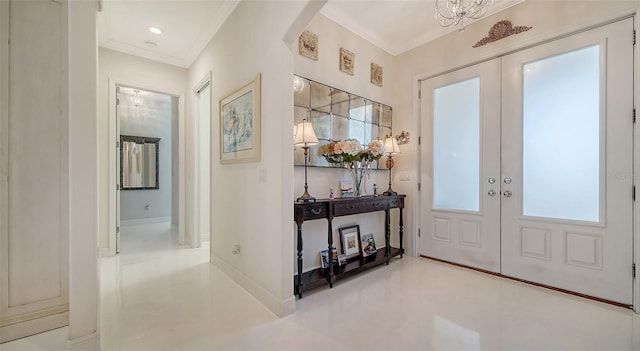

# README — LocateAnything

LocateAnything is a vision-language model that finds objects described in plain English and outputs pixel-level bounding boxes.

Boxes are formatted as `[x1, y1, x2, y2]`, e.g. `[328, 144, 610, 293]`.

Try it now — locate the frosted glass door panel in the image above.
[433, 77, 480, 212]
[522, 45, 600, 222]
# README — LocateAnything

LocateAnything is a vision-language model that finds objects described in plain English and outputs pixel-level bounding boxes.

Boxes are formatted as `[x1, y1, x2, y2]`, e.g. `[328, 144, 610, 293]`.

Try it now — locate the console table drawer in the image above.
[388, 198, 402, 208]
[302, 203, 327, 219]
[366, 200, 387, 211]
[334, 202, 363, 216]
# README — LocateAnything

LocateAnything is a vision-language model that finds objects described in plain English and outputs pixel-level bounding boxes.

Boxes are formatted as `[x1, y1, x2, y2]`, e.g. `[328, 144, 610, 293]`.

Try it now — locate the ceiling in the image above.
[98, 0, 523, 68]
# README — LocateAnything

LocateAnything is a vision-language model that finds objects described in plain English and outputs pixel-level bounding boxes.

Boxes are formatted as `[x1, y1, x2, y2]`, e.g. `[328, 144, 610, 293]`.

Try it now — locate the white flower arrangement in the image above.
[317, 139, 386, 197]
[318, 139, 385, 164]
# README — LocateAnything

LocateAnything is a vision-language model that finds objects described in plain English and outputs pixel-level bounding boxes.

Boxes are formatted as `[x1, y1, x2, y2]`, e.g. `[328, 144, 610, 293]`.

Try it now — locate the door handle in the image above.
[504, 177, 512, 184]
[503, 190, 512, 198]
[488, 190, 496, 197]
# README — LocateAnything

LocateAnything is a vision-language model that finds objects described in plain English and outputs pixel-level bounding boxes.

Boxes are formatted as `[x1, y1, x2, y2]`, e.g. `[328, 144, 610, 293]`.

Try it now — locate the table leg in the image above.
[399, 204, 404, 258]
[385, 208, 390, 265]
[297, 222, 303, 298]
[327, 219, 334, 287]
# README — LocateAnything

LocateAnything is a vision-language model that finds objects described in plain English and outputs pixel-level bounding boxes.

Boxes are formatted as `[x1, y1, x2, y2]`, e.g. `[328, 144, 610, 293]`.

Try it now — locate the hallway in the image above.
[4, 222, 640, 350]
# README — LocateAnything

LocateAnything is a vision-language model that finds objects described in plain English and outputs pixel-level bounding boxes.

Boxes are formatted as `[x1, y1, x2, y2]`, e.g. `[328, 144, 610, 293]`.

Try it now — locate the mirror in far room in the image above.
[120, 135, 160, 190]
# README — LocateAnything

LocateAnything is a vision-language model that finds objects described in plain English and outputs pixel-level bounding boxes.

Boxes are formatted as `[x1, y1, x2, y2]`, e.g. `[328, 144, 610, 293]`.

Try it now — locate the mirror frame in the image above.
[120, 135, 160, 190]
[293, 75, 393, 169]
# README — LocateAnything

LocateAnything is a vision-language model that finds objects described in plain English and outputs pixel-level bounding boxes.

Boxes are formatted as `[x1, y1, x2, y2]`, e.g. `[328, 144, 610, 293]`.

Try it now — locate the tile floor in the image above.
[4, 222, 640, 350]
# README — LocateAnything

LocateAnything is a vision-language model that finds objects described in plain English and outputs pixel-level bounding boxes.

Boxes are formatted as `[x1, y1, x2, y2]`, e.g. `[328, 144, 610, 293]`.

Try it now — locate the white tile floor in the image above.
[4, 222, 640, 350]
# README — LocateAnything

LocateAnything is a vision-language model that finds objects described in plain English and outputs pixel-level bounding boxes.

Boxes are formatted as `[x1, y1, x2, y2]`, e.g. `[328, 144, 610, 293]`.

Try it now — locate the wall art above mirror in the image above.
[293, 75, 393, 169]
[120, 135, 160, 190]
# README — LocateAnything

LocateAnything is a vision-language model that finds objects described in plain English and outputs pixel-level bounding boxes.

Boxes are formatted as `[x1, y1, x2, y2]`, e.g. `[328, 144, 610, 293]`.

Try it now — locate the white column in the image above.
[67, 0, 99, 347]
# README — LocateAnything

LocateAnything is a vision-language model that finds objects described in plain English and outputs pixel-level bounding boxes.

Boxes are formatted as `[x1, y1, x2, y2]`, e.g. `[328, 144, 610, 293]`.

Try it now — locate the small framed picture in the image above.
[320, 247, 338, 268]
[338, 254, 347, 266]
[340, 180, 354, 198]
[339, 225, 361, 259]
[339, 47, 355, 75]
[361, 233, 377, 258]
[299, 30, 318, 61]
[371, 63, 383, 87]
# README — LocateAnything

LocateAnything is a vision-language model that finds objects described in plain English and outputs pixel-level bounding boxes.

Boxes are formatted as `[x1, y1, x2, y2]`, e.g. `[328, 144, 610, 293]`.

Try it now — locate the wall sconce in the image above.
[133, 89, 142, 107]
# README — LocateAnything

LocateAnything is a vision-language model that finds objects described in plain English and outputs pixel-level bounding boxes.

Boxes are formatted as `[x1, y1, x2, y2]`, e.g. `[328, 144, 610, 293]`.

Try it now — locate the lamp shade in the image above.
[294, 120, 318, 147]
[384, 137, 400, 155]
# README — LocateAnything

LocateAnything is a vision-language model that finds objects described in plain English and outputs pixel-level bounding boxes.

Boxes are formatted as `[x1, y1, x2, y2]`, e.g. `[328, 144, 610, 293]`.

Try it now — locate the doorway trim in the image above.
[106, 78, 186, 256]
[190, 71, 212, 249]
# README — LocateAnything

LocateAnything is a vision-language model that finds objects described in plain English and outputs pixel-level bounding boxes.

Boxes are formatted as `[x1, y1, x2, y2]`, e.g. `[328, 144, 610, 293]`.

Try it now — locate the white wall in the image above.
[98, 48, 187, 252]
[293, 13, 401, 272]
[188, 0, 322, 316]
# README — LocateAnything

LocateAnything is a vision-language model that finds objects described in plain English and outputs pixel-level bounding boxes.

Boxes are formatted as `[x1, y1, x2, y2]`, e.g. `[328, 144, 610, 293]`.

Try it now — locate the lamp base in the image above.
[383, 189, 397, 196]
[296, 191, 316, 203]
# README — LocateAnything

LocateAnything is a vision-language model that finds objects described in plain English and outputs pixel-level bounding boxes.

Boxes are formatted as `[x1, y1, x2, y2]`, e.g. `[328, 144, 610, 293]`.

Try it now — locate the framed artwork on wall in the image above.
[371, 63, 383, 87]
[219, 74, 261, 164]
[299, 30, 318, 60]
[339, 47, 354, 75]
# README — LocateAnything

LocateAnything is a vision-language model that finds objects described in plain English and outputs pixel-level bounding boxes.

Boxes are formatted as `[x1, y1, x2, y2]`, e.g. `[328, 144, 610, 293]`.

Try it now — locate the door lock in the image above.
[504, 177, 512, 184]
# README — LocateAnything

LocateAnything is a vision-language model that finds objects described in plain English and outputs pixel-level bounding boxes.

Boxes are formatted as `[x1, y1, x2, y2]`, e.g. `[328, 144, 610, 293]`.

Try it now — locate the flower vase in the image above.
[347, 161, 369, 197]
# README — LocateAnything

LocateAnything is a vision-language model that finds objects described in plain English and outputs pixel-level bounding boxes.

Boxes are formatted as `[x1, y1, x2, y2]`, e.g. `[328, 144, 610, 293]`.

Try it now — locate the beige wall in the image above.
[188, 0, 321, 316]
[293, 13, 400, 272]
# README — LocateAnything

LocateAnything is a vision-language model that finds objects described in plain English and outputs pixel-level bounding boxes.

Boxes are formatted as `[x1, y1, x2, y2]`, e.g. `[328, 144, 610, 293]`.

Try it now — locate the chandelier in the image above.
[435, 0, 493, 28]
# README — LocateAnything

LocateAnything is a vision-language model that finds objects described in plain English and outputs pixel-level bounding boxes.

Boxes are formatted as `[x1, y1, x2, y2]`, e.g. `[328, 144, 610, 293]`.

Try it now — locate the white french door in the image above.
[420, 18, 634, 304]
[420, 59, 502, 273]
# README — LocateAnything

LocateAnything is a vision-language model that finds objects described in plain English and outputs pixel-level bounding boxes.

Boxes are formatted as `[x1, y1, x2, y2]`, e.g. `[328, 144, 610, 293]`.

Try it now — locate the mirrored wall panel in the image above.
[293, 75, 392, 168]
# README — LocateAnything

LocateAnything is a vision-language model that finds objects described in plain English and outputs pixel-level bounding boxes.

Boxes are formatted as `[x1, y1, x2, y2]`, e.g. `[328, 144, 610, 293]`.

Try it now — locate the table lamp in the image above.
[383, 136, 400, 196]
[295, 119, 319, 202]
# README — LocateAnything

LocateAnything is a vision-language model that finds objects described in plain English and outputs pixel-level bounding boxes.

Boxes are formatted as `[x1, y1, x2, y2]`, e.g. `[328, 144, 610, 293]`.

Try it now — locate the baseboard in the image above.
[66, 331, 99, 350]
[0, 311, 68, 343]
[120, 216, 171, 227]
[211, 254, 295, 317]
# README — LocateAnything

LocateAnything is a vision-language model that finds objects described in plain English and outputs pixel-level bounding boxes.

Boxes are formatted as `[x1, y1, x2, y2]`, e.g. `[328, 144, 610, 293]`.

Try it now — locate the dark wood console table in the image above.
[294, 195, 405, 298]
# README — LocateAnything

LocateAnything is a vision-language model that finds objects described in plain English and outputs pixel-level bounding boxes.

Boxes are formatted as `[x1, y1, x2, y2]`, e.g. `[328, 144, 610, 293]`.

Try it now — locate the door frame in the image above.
[415, 13, 640, 311]
[190, 72, 212, 249]
[107, 78, 186, 256]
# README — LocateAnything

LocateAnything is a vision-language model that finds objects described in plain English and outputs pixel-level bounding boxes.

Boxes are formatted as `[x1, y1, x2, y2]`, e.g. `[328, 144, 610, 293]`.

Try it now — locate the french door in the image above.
[420, 18, 634, 304]
[420, 58, 502, 273]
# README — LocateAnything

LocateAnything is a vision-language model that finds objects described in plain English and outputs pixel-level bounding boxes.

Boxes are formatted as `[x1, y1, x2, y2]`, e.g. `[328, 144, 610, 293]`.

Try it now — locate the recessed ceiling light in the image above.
[148, 26, 163, 35]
